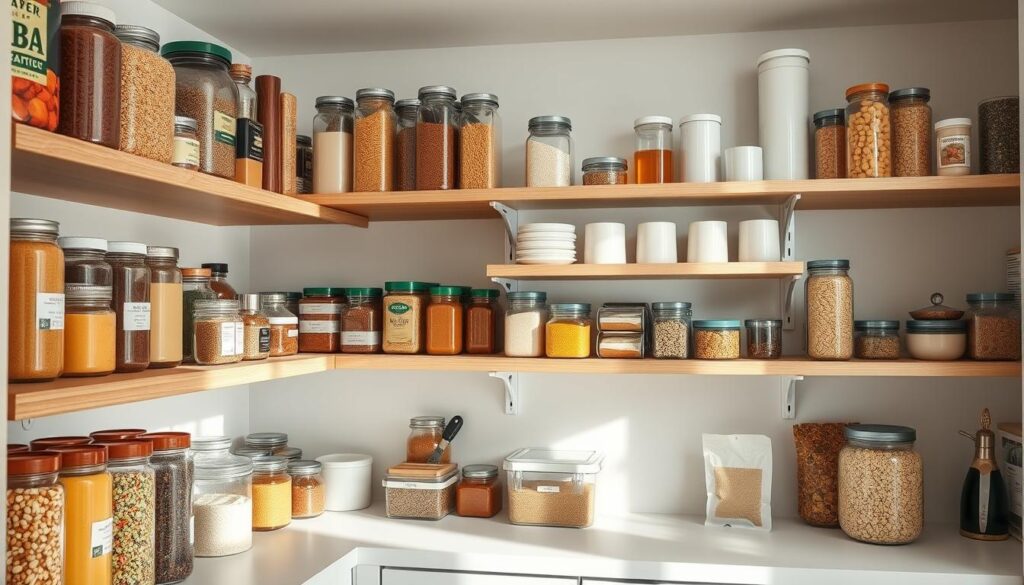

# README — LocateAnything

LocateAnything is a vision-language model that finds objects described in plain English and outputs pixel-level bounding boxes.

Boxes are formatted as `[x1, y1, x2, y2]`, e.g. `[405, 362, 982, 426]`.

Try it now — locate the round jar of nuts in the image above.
[7, 451, 64, 585]
[838, 424, 923, 545]
[845, 83, 891, 178]
[806, 259, 854, 360]
[693, 320, 741, 360]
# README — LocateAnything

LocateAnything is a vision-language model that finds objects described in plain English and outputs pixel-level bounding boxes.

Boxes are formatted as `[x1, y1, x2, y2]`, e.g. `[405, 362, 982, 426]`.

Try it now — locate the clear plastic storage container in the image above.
[383, 462, 459, 520]
[965, 292, 1021, 360]
[192, 436, 253, 557]
[503, 448, 603, 528]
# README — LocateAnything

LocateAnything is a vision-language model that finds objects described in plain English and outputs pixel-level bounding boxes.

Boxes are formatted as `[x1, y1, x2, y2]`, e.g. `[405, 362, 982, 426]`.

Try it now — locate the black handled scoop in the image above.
[428, 415, 463, 463]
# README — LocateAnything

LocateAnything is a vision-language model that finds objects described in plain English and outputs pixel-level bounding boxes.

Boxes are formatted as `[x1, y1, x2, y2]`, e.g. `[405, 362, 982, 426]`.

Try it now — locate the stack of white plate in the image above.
[515, 223, 577, 265]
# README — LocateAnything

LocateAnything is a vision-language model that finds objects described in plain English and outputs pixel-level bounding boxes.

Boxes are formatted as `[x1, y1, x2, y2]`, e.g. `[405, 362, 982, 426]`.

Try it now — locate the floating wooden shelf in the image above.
[487, 261, 804, 280]
[11, 124, 367, 227]
[307, 174, 1020, 221]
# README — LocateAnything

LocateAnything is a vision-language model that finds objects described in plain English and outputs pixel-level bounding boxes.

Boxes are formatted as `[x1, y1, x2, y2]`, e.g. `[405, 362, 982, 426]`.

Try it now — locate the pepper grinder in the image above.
[959, 408, 1010, 540]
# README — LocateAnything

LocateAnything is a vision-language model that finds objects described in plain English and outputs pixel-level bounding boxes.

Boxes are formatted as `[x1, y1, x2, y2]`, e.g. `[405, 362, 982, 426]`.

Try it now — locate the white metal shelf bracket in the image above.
[489, 371, 520, 415]
[780, 193, 802, 330]
[491, 202, 518, 265]
[781, 375, 803, 419]
[491, 277, 517, 293]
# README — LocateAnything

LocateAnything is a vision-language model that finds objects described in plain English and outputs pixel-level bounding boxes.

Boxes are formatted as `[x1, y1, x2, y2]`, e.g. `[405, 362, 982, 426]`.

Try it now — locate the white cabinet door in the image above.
[381, 568, 577, 585]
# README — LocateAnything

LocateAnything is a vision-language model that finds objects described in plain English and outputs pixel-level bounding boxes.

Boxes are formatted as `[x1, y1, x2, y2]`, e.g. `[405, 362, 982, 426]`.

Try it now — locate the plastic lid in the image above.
[288, 459, 322, 475]
[384, 281, 431, 293]
[693, 319, 742, 329]
[95, 440, 153, 460]
[889, 87, 931, 102]
[503, 448, 603, 474]
[846, 83, 890, 99]
[114, 24, 159, 50]
[410, 415, 445, 428]
[107, 241, 147, 255]
[181, 267, 212, 278]
[139, 432, 191, 451]
[854, 320, 900, 330]
[62, 1, 116, 25]
[935, 117, 972, 130]
[528, 116, 571, 130]
[202, 263, 229, 274]
[11, 218, 59, 236]
[634, 115, 673, 127]
[462, 464, 498, 479]
[146, 246, 179, 259]
[30, 436, 91, 450]
[462, 93, 499, 106]
[245, 432, 288, 447]
[9, 451, 60, 476]
[49, 445, 107, 468]
[161, 41, 232, 64]
[251, 455, 289, 473]
[59, 236, 107, 252]
[317, 453, 373, 468]
[303, 287, 345, 297]
[906, 319, 967, 333]
[507, 291, 547, 301]
[315, 95, 354, 109]
[89, 428, 147, 441]
[356, 87, 396, 101]
[471, 288, 500, 299]
[756, 48, 810, 67]
[679, 113, 722, 125]
[430, 286, 463, 297]
[966, 292, 1015, 302]
[551, 302, 591, 314]
[582, 157, 628, 171]
[417, 85, 456, 99]
[277, 447, 302, 460]
[812, 109, 845, 124]
[744, 319, 782, 327]
[652, 301, 692, 311]
[345, 287, 383, 297]
[845, 424, 916, 443]
[191, 436, 233, 451]
[807, 259, 850, 270]
[7, 444, 29, 453]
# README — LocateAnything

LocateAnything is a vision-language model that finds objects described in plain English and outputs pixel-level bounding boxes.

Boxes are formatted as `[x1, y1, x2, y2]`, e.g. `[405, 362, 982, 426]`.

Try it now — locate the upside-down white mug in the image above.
[585, 222, 627, 264]
[738, 219, 781, 262]
[724, 146, 764, 182]
[636, 222, 678, 264]
[687, 221, 729, 263]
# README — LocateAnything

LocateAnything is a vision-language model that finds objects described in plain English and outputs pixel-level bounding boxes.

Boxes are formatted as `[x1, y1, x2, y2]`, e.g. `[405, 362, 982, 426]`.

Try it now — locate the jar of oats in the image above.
[838, 424, 923, 545]
[845, 83, 891, 178]
[806, 259, 854, 360]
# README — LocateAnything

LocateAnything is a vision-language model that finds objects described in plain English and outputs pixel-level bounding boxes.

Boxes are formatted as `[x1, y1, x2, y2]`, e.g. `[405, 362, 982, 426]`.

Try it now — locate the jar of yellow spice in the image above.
[251, 456, 291, 531]
[546, 303, 592, 358]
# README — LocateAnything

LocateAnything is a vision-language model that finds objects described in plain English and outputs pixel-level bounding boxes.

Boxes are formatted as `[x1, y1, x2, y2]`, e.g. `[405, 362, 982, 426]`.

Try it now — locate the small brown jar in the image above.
[341, 288, 383, 353]
[466, 289, 499, 354]
[456, 464, 502, 518]
[407, 416, 450, 463]
[298, 287, 344, 353]
[201, 263, 237, 300]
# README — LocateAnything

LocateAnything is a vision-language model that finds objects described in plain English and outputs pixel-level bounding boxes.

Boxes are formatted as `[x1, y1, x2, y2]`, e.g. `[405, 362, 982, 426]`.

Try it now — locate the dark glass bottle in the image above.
[960, 408, 1010, 540]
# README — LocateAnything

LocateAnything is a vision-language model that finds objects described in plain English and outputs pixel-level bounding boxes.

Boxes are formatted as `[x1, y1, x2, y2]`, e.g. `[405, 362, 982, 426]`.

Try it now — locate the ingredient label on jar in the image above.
[288, 328, 299, 338]
[235, 322, 245, 353]
[300, 303, 342, 315]
[219, 322, 242, 356]
[342, 331, 380, 345]
[35, 292, 64, 330]
[939, 135, 970, 169]
[537, 485, 560, 493]
[259, 327, 271, 352]
[91, 516, 113, 557]
[214, 111, 237, 146]
[190, 514, 195, 545]
[122, 302, 152, 331]
[300, 320, 340, 334]
[11, 0, 48, 85]
[387, 302, 414, 342]
[173, 136, 200, 167]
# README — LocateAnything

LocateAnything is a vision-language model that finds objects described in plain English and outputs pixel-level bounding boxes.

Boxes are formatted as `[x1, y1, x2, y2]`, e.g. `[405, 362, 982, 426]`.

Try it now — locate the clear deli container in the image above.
[503, 448, 603, 528]
[383, 462, 458, 520]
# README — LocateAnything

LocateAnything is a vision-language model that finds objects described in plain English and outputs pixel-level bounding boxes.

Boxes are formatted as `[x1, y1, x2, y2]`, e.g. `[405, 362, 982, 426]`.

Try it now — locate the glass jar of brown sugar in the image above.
[107, 241, 151, 372]
[58, 2, 122, 148]
[298, 287, 343, 353]
[261, 293, 298, 357]
[341, 288, 382, 353]
[240, 293, 270, 360]
[466, 289, 499, 354]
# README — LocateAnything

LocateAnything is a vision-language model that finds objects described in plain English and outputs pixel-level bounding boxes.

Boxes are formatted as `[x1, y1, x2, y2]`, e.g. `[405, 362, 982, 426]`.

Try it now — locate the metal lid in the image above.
[191, 436, 233, 452]
[693, 319, 742, 329]
[889, 87, 931, 102]
[58, 236, 107, 252]
[634, 115, 673, 127]
[855, 320, 900, 330]
[756, 48, 810, 67]
[906, 319, 967, 333]
[679, 113, 722, 125]
[345, 287, 383, 297]
[233, 447, 271, 458]
[62, 1, 116, 25]
[582, 157, 628, 171]
[507, 291, 547, 301]
[193, 299, 240, 314]
[430, 286, 463, 297]
[66, 284, 112, 301]
[288, 459, 322, 476]
[277, 447, 302, 460]
[245, 432, 288, 447]
[503, 448, 604, 474]
[462, 464, 498, 479]
[303, 287, 345, 297]
[471, 288, 500, 299]
[239, 293, 262, 312]
[551, 303, 591, 315]
[174, 116, 198, 133]
[966, 292, 1015, 302]
[384, 281, 431, 293]
[417, 85, 457, 99]
[297, 134, 312, 146]
[114, 24, 159, 51]
[146, 246, 179, 259]
[107, 241, 148, 255]
[259, 292, 287, 305]
[807, 259, 850, 271]
[161, 41, 232, 64]
[410, 415, 445, 428]
[11, 218, 59, 236]
[812, 109, 845, 124]
[744, 319, 782, 327]
[935, 117, 972, 130]
[315, 95, 354, 110]
[356, 88, 396, 102]
[528, 116, 571, 130]
[845, 424, 916, 444]
[652, 301, 692, 311]
[461, 93, 499, 106]
[202, 262, 228, 274]
[251, 455, 289, 473]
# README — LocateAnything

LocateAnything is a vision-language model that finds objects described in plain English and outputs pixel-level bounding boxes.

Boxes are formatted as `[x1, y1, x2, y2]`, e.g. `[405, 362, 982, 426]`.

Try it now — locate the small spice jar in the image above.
[202, 263, 237, 299]
[806, 259, 854, 360]
[107, 241, 151, 373]
[192, 299, 243, 365]
[407, 416, 451, 463]
[341, 287, 383, 353]
[288, 460, 325, 519]
[854, 320, 901, 360]
[693, 320, 741, 359]
[417, 85, 459, 190]
[58, 1, 122, 148]
[312, 96, 354, 194]
[505, 291, 548, 357]
[745, 319, 782, 359]
[634, 116, 673, 183]
[838, 424, 923, 545]
[192, 436, 253, 558]
[244, 432, 289, 455]
[651, 302, 691, 359]
[935, 118, 973, 176]
[456, 464, 502, 518]
[395, 98, 420, 191]
[813, 109, 846, 179]
[7, 451, 65, 585]
[99, 439, 155, 585]
[137, 432, 194, 585]
[239, 293, 270, 361]
[460, 92, 501, 189]
[582, 156, 628, 185]
[298, 287, 344, 353]
[383, 281, 431, 354]
[905, 319, 967, 360]
[251, 456, 292, 531]
[845, 83, 891, 178]
[50, 445, 113, 585]
[172, 116, 200, 171]
[979, 96, 1020, 174]
[261, 293, 299, 357]
[383, 462, 458, 520]
[63, 284, 116, 376]
[889, 87, 932, 177]
[146, 246, 183, 368]
[545, 303, 592, 359]
[965, 292, 1021, 360]
[353, 87, 396, 192]
[10, 218, 65, 382]
[114, 24, 175, 163]
[427, 286, 464, 355]
[466, 289, 499, 354]
[181, 268, 216, 363]
[526, 116, 574, 187]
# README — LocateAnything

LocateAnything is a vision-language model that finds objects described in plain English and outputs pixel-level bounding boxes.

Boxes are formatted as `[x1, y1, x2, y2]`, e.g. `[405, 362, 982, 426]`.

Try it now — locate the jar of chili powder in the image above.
[466, 289, 499, 354]
[298, 287, 344, 353]
[341, 288, 382, 353]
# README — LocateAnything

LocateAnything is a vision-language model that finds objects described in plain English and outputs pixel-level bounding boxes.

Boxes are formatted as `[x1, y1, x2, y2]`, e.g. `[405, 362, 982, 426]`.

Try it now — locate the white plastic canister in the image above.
[757, 48, 810, 180]
[316, 453, 373, 511]
[679, 114, 722, 183]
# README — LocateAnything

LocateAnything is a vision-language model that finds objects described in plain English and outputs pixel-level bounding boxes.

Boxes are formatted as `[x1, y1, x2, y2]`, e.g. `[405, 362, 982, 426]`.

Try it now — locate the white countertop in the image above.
[190, 503, 1022, 585]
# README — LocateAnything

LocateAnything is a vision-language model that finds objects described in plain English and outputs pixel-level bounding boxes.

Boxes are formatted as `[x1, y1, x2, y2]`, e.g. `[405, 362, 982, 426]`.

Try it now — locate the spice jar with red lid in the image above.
[7, 451, 64, 585]
[30, 435, 91, 450]
[299, 287, 344, 353]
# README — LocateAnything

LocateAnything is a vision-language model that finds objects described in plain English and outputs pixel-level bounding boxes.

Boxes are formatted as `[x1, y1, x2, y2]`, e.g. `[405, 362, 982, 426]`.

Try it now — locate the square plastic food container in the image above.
[383, 462, 459, 520]
[503, 448, 604, 528]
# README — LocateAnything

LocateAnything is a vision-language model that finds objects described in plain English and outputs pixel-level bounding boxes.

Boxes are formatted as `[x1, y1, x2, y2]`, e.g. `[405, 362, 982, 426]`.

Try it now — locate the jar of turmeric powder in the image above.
[427, 286, 463, 355]
[545, 303, 592, 358]
[64, 284, 116, 377]
[10, 218, 65, 381]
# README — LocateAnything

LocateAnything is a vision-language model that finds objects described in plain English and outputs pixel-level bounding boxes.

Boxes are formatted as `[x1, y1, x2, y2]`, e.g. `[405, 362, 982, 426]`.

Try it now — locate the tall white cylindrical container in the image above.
[679, 114, 722, 183]
[757, 48, 810, 180]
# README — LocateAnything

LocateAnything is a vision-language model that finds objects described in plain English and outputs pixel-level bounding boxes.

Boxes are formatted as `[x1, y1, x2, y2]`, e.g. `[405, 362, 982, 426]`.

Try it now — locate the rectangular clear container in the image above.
[503, 448, 603, 528]
[597, 304, 646, 332]
[382, 462, 458, 520]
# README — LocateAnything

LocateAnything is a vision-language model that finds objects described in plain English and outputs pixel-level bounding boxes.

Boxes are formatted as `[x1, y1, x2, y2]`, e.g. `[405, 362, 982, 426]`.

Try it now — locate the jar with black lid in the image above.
[58, 1, 121, 148]
[813, 109, 845, 179]
[889, 87, 931, 177]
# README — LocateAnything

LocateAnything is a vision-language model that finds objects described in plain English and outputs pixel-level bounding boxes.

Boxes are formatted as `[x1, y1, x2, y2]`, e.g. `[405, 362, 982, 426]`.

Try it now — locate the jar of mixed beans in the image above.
[466, 289, 499, 354]
[845, 83, 891, 178]
[7, 451, 64, 585]
[100, 439, 155, 585]
[341, 287, 383, 353]
[427, 286, 464, 355]
[10, 218, 64, 382]
[298, 287, 344, 353]
[261, 293, 299, 357]
[107, 241, 151, 373]
[383, 281, 431, 354]
[582, 157, 628, 185]
[407, 416, 450, 463]
[139, 432, 193, 583]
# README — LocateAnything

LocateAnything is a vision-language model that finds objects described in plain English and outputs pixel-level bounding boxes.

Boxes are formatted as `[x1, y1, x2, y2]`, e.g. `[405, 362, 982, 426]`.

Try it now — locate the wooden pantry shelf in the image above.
[487, 261, 804, 280]
[11, 124, 367, 227]
[7, 354, 334, 420]
[307, 174, 1020, 220]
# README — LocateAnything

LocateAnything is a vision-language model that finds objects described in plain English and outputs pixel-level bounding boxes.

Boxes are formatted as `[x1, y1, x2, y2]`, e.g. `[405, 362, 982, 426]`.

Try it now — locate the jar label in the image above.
[219, 321, 242, 356]
[190, 514, 195, 545]
[235, 322, 245, 353]
[938, 134, 970, 169]
[388, 302, 411, 315]
[287, 328, 299, 338]
[122, 302, 151, 331]
[300, 303, 342, 315]
[300, 320, 340, 334]
[11, 0, 47, 85]
[35, 292, 64, 330]
[536, 485, 560, 493]
[214, 110, 237, 146]
[90, 516, 113, 557]
[386, 302, 415, 343]
[173, 136, 200, 167]
[259, 327, 270, 352]
[342, 331, 380, 345]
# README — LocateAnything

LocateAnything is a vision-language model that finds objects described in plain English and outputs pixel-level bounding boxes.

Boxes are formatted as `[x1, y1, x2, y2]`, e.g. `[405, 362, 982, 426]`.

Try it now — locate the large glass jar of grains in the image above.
[261, 293, 299, 356]
[107, 241, 151, 372]
[251, 456, 292, 531]
[181, 268, 217, 362]
[634, 116, 673, 183]
[58, 1, 121, 148]
[312, 96, 354, 194]
[99, 439, 155, 585]
[466, 289, 499, 354]
[192, 299, 243, 365]
[10, 218, 64, 381]
[813, 109, 845, 179]
[383, 281, 431, 354]
[526, 116, 574, 187]
[651, 302, 691, 359]
[341, 288, 383, 353]
[806, 259, 854, 360]
[63, 284, 116, 376]
[202, 263, 237, 299]
[191, 436, 253, 558]
[139, 432, 194, 584]
[889, 87, 931, 177]
[146, 246, 183, 368]
[6, 451, 64, 585]
[545, 303, 592, 359]
[427, 286, 464, 355]
[407, 416, 451, 463]
[161, 41, 238, 179]
[50, 445, 112, 585]
[417, 85, 459, 190]
[113, 24, 175, 162]
[505, 291, 548, 357]
[353, 88, 396, 192]
[459, 93, 501, 189]
[845, 83, 891, 178]
[582, 157, 628, 185]
[395, 98, 420, 191]
[965, 292, 1021, 360]
[239, 293, 271, 360]
[298, 287, 344, 353]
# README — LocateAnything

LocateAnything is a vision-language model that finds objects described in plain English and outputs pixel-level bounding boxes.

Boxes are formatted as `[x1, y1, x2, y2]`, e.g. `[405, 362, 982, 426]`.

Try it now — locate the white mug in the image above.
[687, 221, 729, 263]
[738, 219, 781, 262]
[584, 222, 627, 264]
[724, 146, 764, 182]
[636, 222, 678, 264]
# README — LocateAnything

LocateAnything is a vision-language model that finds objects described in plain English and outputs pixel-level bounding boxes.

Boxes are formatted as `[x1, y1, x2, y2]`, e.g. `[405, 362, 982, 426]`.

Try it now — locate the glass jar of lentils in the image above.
[813, 109, 845, 179]
[192, 299, 243, 365]
[806, 259, 854, 360]
[889, 87, 931, 177]
[651, 302, 691, 359]
[582, 157, 628, 185]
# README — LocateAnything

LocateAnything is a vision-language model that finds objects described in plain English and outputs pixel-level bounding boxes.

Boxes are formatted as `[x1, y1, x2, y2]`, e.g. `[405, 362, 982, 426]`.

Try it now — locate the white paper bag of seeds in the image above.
[703, 433, 773, 531]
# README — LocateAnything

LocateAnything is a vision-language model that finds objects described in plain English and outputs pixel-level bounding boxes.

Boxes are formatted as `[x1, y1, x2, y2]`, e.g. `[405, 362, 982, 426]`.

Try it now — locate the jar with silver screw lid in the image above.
[582, 157, 627, 185]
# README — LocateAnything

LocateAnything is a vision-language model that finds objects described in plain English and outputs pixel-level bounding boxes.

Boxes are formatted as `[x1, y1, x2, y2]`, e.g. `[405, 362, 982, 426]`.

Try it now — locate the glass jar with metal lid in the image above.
[813, 109, 846, 179]
[693, 320, 741, 359]
[634, 116, 673, 183]
[889, 87, 931, 177]
[854, 320, 901, 359]
[7, 451, 64, 585]
[239, 293, 270, 361]
[277, 447, 302, 461]
[172, 116, 200, 171]
[10, 218, 65, 381]
[505, 291, 549, 357]
[251, 456, 291, 531]
[107, 241, 151, 373]
[906, 319, 967, 360]
[96, 439, 156, 584]
[260, 292, 299, 356]
[546, 303, 592, 359]
[416, 85, 459, 190]
[64, 284, 116, 376]
[407, 416, 450, 464]
[395, 98, 420, 191]
[845, 83, 891, 178]
[838, 424, 923, 544]
[245, 432, 289, 455]
[192, 299, 243, 365]
[60, 236, 111, 287]
[289, 460, 325, 519]
[460, 93, 501, 189]
[114, 24, 175, 163]
[965, 292, 1021, 360]
[353, 87, 396, 192]
[651, 302, 692, 359]
[466, 289, 500, 354]
[456, 464, 502, 518]
[299, 287, 344, 353]
[233, 447, 271, 459]
[582, 157, 628, 186]
[745, 319, 783, 359]
[191, 436, 254, 557]
[806, 259, 854, 360]
[313, 96, 354, 194]
[526, 116, 574, 187]
[146, 246, 183, 368]
[342, 287, 383, 354]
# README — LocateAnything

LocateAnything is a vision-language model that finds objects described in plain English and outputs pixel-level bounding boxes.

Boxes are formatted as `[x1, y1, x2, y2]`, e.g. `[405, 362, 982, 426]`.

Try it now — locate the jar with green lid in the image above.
[745, 319, 782, 359]
[466, 289, 500, 354]
[341, 287, 383, 353]
[383, 281, 431, 354]
[582, 157, 628, 185]
[546, 303, 592, 359]
[693, 320, 741, 359]
[427, 286, 464, 355]
[651, 302, 691, 359]
[299, 287, 344, 353]
[854, 320, 901, 360]
[965, 292, 1021, 360]
[192, 436, 253, 557]
[505, 291, 548, 357]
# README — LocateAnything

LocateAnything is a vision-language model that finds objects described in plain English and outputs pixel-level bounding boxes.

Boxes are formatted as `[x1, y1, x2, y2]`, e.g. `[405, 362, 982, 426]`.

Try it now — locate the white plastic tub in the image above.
[316, 453, 373, 511]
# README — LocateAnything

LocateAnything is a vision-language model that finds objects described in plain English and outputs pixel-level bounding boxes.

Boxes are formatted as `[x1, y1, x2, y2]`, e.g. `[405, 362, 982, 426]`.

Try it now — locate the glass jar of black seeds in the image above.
[745, 319, 783, 359]
[139, 432, 194, 585]
[979, 96, 1020, 174]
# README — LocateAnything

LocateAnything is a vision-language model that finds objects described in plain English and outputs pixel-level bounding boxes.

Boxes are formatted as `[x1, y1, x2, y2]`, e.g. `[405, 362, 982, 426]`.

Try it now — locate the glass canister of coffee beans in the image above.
[298, 287, 344, 353]
[342, 287, 383, 353]
[58, 1, 121, 148]
[813, 109, 845, 179]
[745, 319, 782, 359]
[845, 83, 891, 178]
[889, 87, 931, 177]
[978, 96, 1020, 174]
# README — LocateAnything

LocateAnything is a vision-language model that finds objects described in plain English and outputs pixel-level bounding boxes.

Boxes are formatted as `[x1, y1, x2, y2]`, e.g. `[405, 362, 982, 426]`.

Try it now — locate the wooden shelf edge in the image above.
[486, 261, 805, 280]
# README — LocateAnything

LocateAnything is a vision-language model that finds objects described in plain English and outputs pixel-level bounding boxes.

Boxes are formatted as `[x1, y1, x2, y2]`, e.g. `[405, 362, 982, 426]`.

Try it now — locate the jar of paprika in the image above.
[466, 289, 499, 354]
[341, 288, 382, 353]
[298, 287, 343, 353]
[426, 286, 463, 355]
[456, 464, 502, 518]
